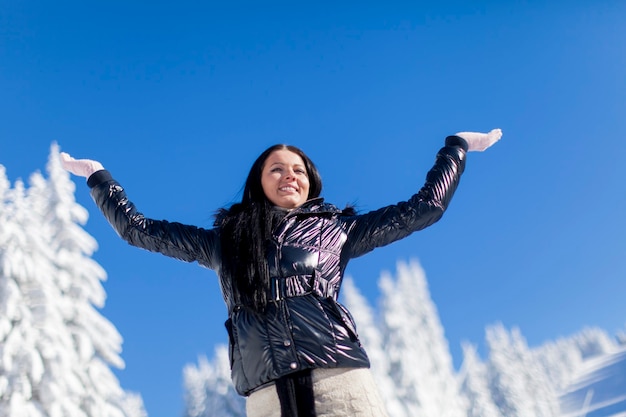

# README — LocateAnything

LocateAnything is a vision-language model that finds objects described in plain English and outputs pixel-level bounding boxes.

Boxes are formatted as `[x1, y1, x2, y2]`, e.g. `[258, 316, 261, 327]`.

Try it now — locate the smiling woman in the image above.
[261, 147, 312, 209]
[59, 128, 500, 417]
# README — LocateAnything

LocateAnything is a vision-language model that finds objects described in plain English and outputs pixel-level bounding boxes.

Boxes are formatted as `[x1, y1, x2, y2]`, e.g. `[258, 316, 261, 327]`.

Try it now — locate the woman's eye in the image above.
[271, 167, 283, 173]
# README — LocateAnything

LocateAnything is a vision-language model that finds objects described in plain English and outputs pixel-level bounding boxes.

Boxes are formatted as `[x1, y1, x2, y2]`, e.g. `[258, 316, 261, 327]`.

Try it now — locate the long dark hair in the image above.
[215, 144, 323, 311]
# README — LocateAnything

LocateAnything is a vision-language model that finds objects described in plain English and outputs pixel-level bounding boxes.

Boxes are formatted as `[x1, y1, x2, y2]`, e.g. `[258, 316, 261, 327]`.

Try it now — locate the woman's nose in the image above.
[284, 169, 295, 179]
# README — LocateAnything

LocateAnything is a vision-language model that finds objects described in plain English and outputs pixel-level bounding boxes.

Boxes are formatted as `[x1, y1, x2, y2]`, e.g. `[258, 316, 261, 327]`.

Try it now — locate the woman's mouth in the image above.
[279, 185, 298, 193]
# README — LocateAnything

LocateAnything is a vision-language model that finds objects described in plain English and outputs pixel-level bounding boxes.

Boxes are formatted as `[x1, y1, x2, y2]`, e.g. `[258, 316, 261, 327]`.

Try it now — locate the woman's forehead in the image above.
[265, 149, 305, 166]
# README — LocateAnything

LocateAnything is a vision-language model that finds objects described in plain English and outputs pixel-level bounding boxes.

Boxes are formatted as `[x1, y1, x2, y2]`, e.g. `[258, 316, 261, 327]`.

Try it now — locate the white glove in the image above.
[60, 152, 105, 178]
[455, 128, 502, 152]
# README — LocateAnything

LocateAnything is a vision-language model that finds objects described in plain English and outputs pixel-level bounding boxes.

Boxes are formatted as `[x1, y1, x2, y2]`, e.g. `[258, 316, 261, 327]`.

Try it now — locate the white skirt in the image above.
[246, 367, 389, 417]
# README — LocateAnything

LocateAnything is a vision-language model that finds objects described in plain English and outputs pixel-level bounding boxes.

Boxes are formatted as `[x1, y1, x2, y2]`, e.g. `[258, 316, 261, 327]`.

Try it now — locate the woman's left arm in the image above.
[342, 129, 501, 259]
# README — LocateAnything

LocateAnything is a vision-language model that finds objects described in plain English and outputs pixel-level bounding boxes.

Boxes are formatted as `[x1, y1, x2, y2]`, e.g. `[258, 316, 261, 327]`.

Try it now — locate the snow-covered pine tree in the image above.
[486, 323, 559, 417]
[0, 165, 12, 340]
[0, 146, 146, 417]
[45, 143, 146, 417]
[458, 342, 501, 417]
[340, 276, 405, 417]
[378, 259, 467, 417]
[569, 327, 618, 359]
[183, 346, 245, 417]
[0, 171, 52, 416]
[532, 335, 585, 394]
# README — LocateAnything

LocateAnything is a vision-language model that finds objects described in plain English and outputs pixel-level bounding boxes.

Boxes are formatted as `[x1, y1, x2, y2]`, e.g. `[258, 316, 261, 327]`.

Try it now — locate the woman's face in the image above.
[261, 149, 310, 209]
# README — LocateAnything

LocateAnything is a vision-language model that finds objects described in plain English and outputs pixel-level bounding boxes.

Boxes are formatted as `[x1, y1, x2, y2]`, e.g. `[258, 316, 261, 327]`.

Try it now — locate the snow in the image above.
[182, 346, 245, 417]
[560, 347, 626, 417]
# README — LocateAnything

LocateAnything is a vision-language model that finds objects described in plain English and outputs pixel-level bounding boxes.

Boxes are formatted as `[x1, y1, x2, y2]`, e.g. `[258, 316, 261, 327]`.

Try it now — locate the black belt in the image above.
[270, 274, 314, 301]
[276, 369, 316, 417]
[269, 270, 338, 302]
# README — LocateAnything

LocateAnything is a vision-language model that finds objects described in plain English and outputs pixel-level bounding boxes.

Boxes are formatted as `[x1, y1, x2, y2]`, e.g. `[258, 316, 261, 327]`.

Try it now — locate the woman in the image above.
[61, 129, 501, 417]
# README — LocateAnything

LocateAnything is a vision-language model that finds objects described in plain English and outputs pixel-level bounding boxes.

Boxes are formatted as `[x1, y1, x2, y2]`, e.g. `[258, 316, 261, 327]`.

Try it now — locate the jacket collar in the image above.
[280, 198, 342, 218]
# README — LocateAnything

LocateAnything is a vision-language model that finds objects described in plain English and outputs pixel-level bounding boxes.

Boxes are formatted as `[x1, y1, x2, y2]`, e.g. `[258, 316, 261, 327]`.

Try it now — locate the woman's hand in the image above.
[455, 128, 502, 152]
[60, 152, 105, 178]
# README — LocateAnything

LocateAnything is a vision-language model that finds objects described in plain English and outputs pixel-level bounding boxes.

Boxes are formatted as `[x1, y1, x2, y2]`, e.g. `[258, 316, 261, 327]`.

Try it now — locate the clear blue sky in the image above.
[2, 1, 625, 416]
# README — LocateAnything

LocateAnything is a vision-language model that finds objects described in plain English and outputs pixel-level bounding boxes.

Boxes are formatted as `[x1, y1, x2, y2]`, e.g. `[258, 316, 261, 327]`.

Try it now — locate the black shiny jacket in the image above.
[87, 136, 467, 396]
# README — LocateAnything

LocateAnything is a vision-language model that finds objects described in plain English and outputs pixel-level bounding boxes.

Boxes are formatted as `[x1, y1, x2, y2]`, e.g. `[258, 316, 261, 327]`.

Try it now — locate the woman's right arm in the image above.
[60, 153, 220, 270]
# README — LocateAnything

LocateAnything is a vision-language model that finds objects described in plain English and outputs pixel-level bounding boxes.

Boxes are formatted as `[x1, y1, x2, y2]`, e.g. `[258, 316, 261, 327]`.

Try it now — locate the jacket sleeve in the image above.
[87, 170, 221, 270]
[341, 136, 467, 259]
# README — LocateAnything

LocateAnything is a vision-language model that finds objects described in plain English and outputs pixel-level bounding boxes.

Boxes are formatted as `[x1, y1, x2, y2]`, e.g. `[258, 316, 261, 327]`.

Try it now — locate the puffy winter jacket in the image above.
[87, 136, 467, 396]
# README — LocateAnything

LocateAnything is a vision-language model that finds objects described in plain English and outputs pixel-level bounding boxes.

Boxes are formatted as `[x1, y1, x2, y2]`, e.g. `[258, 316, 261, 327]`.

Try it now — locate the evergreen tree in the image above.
[533, 335, 584, 393]
[340, 277, 405, 417]
[616, 328, 626, 346]
[0, 165, 13, 341]
[486, 323, 559, 417]
[379, 259, 467, 417]
[458, 342, 501, 417]
[183, 346, 245, 417]
[0, 174, 50, 416]
[0, 146, 146, 417]
[570, 327, 617, 359]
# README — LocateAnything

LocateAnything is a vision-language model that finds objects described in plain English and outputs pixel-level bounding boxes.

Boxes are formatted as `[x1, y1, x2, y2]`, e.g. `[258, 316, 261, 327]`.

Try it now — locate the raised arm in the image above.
[60, 153, 221, 270]
[342, 129, 501, 259]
